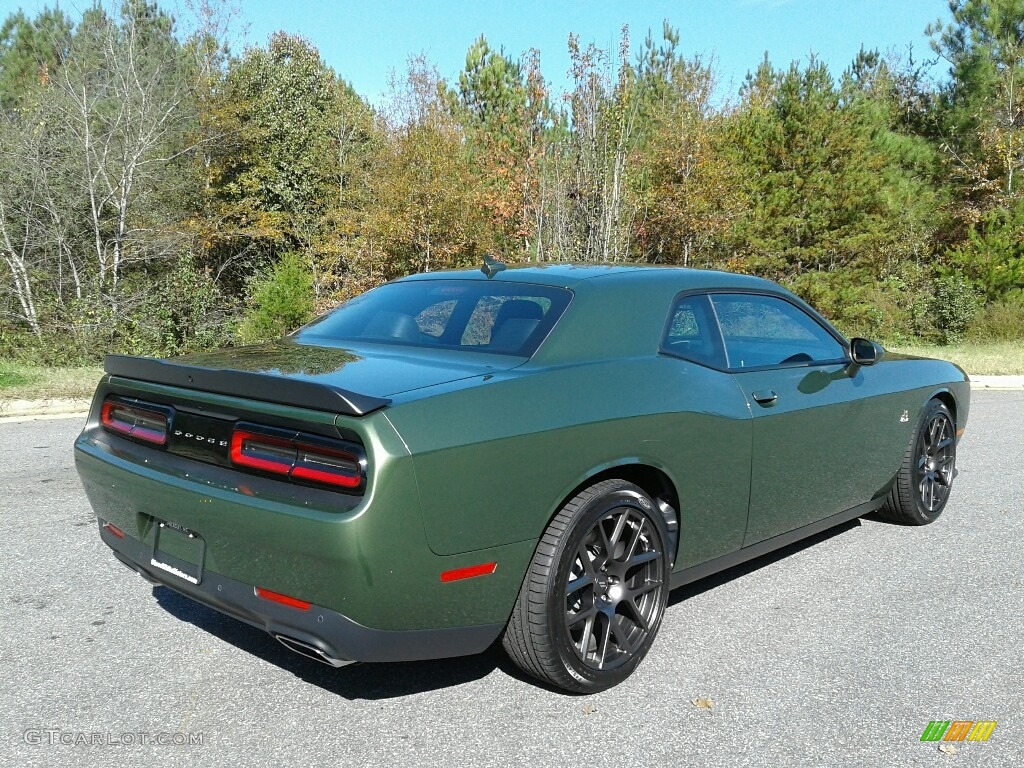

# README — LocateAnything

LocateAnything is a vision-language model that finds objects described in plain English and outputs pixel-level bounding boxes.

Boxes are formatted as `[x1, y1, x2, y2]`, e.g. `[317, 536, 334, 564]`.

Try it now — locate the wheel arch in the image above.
[929, 389, 958, 425]
[552, 461, 681, 567]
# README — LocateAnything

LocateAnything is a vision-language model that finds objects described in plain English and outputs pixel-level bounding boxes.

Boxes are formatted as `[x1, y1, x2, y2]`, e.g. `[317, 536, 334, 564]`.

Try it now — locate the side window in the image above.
[710, 294, 845, 369]
[662, 294, 727, 368]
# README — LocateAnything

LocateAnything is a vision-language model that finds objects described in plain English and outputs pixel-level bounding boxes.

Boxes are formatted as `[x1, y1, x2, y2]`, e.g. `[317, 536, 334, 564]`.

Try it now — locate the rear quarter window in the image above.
[661, 294, 727, 368]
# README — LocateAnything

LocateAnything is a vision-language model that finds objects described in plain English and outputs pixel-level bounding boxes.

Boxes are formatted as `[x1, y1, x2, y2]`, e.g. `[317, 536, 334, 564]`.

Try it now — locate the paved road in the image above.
[2, 392, 1021, 767]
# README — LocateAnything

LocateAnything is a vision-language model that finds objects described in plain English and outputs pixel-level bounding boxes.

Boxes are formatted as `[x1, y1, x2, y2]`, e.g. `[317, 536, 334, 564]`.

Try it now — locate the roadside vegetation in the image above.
[886, 341, 1024, 376]
[1, 0, 1022, 371]
[0, 361, 103, 400]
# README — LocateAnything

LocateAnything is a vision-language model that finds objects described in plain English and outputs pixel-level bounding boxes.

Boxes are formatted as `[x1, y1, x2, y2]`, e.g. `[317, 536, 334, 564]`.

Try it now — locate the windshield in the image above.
[295, 280, 573, 357]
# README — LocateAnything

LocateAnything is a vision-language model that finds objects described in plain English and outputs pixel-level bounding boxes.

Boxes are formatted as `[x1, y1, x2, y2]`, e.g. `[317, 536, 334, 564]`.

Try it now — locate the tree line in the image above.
[0, 0, 1021, 364]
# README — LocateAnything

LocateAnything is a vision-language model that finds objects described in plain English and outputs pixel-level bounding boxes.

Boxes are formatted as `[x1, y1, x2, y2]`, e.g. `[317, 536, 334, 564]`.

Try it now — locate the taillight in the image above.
[101, 398, 170, 445]
[230, 426, 363, 490]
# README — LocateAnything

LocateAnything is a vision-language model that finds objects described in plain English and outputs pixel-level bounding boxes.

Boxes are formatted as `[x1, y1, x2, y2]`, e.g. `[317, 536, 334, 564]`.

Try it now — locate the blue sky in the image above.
[3, 1, 953, 104]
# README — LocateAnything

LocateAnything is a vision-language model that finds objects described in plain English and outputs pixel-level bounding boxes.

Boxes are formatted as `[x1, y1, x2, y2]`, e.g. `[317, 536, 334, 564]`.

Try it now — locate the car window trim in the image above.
[659, 288, 851, 374]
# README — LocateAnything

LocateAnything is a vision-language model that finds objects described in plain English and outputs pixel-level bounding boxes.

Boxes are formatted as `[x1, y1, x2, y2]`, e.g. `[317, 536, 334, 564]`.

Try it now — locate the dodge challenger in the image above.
[74, 262, 969, 692]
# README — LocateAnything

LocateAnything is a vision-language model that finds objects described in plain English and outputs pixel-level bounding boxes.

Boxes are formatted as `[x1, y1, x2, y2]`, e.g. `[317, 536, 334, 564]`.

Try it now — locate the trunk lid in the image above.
[106, 340, 521, 416]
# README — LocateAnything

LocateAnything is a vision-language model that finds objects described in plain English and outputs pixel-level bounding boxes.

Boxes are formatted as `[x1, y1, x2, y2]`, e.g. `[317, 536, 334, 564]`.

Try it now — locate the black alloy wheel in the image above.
[563, 504, 665, 672]
[881, 398, 957, 525]
[503, 479, 670, 693]
[915, 406, 956, 513]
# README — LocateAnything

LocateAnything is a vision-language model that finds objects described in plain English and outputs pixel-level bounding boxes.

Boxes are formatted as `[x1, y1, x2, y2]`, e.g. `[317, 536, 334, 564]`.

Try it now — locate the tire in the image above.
[880, 398, 957, 525]
[502, 479, 670, 693]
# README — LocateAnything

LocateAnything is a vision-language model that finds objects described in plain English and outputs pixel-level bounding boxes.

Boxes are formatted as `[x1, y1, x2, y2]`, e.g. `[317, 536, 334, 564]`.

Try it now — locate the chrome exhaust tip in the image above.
[274, 634, 354, 668]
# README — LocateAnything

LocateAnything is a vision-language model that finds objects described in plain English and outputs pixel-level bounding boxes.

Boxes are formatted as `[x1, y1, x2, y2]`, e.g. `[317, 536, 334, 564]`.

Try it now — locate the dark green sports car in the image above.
[74, 263, 970, 692]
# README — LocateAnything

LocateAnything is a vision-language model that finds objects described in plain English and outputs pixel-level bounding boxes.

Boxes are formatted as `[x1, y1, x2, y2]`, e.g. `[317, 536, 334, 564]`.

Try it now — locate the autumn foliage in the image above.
[1, 1, 1022, 361]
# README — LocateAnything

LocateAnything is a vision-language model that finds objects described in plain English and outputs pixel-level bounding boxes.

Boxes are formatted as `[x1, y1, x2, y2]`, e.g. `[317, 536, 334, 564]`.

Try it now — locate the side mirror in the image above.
[849, 337, 879, 366]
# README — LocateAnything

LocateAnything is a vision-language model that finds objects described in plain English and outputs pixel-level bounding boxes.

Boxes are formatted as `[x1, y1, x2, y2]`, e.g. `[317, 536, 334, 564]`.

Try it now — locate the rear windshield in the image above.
[295, 280, 572, 356]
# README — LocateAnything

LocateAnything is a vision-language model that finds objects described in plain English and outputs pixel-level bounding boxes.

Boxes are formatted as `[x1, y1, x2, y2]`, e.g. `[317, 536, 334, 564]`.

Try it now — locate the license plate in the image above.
[150, 519, 205, 585]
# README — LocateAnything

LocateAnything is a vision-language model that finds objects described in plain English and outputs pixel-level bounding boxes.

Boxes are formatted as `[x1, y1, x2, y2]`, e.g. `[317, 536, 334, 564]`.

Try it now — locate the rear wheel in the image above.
[880, 399, 957, 525]
[503, 479, 669, 693]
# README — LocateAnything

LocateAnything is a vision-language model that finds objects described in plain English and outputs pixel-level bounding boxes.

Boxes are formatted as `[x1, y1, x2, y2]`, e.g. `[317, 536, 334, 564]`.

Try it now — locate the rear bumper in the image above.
[99, 522, 503, 664]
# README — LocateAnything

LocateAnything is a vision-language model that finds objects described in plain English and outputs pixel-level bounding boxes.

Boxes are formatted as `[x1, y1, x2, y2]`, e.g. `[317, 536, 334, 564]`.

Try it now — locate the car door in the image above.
[708, 292, 886, 546]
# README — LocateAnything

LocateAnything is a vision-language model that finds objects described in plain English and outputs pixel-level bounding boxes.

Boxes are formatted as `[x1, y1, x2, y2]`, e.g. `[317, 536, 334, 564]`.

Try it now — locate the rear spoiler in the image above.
[104, 355, 391, 417]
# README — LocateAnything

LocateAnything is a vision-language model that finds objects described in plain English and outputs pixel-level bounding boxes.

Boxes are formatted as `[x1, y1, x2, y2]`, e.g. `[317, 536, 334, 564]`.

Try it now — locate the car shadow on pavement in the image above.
[153, 587, 534, 698]
[153, 518, 865, 698]
[668, 518, 862, 607]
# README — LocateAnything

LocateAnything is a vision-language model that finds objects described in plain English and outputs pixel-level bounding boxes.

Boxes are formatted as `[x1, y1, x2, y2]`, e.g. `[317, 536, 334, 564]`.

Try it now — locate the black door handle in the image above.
[752, 389, 778, 406]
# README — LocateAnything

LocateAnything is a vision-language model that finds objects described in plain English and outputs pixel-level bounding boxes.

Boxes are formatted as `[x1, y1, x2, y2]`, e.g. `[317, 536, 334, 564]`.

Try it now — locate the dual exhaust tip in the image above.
[274, 633, 354, 668]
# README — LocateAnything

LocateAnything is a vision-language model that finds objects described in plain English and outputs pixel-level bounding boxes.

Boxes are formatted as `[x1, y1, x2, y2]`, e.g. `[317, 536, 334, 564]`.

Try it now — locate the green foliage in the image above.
[238, 252, 315, 343]
[788, 270, 879, 336]
[788, 261, 954, 344]
[928, 0, 1024, 209]
[456, 35, 527, 127]
[630, 24, 740, 267]
[128, 255, 237, 356]
[355, 56, 494, 285]
[0, 7, 73, 108]
[966, 298, 1024, 341]
[728, 57, 902, 276]
[932, 274, 981, 344]
[873, 261, 941, 342]
[944, 201, 1024, 302]
[199, 31, 379, 299]
[216, 33, 339, 218]
[3, 2, 1024, 368]
[447, 36, 555, 254]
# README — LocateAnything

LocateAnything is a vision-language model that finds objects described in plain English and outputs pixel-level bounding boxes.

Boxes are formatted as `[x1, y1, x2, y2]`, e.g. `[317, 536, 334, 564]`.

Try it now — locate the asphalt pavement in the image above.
[1, 391, 1021, 767]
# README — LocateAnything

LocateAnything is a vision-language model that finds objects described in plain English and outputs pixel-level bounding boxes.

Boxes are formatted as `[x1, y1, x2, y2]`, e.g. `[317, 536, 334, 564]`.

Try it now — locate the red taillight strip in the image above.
[100, 399, 169, 446]
[230, 427, 363, 490]
[103, 522, 126, 539]
[440, 562, 498, 583]
[290, 442, 361, 488]
[255, 587, 311, 611]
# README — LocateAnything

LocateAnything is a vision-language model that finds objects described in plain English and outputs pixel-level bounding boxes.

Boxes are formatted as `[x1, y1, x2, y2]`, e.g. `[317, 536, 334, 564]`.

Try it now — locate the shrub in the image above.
[932, 275, 980, 345]
[122, 255, 237, 357]
[870, 261, 937, 343]
[966, 299, 1024, 342]
[238, 252, 316, 343]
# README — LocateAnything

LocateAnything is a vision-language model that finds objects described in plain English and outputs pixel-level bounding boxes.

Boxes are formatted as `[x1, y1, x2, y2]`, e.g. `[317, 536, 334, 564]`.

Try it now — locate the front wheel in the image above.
[502, 479, 670, 693]
[880, 398, 957, 525]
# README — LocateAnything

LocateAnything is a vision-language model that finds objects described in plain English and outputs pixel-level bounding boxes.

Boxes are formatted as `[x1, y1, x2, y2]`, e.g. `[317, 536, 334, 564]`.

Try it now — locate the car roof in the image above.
[395, 263, 778, 293]
[394, 262, 829, 365]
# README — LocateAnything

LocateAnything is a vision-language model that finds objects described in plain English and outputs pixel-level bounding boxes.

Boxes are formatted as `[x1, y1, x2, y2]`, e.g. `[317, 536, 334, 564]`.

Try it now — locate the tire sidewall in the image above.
[546, 483, 670, 691]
